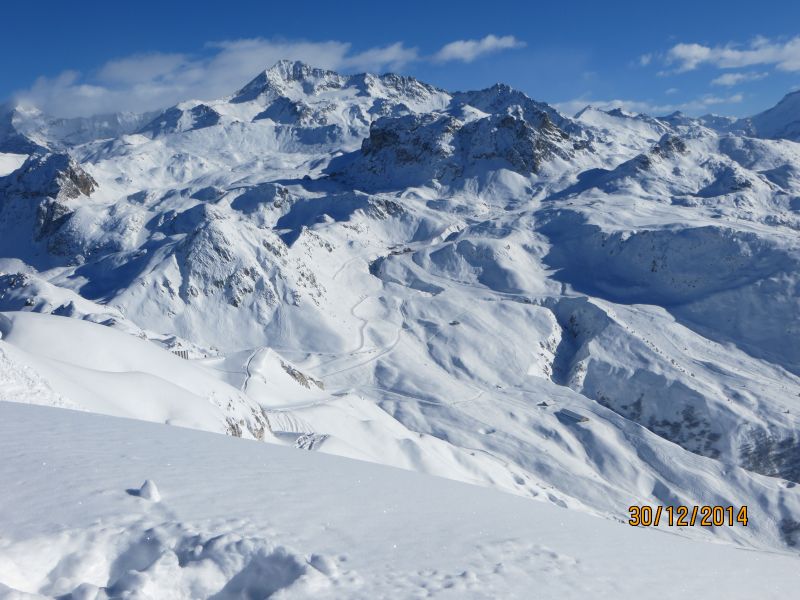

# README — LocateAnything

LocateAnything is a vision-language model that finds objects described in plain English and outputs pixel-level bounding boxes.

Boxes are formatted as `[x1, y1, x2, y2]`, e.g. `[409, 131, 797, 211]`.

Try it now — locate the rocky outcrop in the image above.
[231, 60, 348, 103]
[329, 102, 577, 189]
[137, 104, 221, 137]
[0, 152, 96, 200]
[0, 153, 96, 248]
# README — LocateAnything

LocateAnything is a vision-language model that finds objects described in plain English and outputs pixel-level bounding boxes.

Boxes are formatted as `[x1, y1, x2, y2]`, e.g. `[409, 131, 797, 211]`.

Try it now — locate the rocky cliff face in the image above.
[329, 101, 580, 189]
[2, 153, 97, 199]
[0, 153, 97, 248]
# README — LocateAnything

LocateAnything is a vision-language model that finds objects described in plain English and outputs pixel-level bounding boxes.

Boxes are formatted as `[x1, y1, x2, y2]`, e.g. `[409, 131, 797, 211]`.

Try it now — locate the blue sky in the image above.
[4, 0, 800, 118]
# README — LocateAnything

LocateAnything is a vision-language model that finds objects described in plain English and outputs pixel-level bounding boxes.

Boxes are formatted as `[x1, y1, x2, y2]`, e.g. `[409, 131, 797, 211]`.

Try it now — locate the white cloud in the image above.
[556, 92, 743, 117]
[96, 53, 188, 85]
[639, 53, 653, 66]
[666, 43, 712, 72]
[13, 38, 419, 117]
[343, 42, 420, 72]
[710, 71, 768, 86]
[666, 36, 800, 72]
[15, 38, 362, 117]
[15, 33, 524, 117]
[703, 93, 744, 105]
[432, 35, 525, 63]
[665, 87, 679, 95]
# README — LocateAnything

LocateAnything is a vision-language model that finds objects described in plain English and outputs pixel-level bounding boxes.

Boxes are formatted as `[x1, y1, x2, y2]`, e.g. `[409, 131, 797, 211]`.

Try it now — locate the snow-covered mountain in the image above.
[2, 59, 800, 563]
[0, 102, 157, 152]
[740, 90, 800, 140]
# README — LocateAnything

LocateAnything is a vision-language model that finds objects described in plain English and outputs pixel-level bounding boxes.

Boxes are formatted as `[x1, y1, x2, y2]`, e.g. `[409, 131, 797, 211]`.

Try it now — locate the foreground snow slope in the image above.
[0, 402, 797, 599]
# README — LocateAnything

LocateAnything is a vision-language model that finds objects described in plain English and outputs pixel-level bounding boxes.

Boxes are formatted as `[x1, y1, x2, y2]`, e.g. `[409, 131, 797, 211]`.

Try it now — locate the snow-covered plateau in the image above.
[1, 60, 800, 597]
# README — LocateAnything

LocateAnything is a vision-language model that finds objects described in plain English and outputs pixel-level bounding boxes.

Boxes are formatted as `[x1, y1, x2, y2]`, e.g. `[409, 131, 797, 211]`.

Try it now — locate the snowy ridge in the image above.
[734, 90, 800, 141]
[0, 311, 269, 439]
[1, 60, 800, 560]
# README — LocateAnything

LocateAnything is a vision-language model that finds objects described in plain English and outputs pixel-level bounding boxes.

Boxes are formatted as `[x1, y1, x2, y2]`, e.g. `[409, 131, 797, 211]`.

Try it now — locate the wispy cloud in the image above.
[432, 35, 525, 63]
[666, 36, 800, 72]
[95, 53, 189, 85]
[555, 93, 744, 117]
[15, 34, 525, 117]
[710, 71, 768, 86]
[343, 42, 420, 72]
[17, 38, 370, 117]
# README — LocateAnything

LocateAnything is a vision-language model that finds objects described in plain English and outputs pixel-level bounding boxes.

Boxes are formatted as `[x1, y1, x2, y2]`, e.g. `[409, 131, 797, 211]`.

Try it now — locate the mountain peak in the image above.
[265, 59, 337, 82]
[606, 107, 632, 118]
[231, 60, 346, 103]
[748, 88, 800, 140]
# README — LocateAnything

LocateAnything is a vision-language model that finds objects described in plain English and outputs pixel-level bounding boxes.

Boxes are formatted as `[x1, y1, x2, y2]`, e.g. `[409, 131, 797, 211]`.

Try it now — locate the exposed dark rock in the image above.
[0, 152, 96, 200]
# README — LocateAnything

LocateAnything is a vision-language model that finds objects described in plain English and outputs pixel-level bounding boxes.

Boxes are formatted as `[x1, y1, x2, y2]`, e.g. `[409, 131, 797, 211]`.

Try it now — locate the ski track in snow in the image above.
[240, 347, 261, 394]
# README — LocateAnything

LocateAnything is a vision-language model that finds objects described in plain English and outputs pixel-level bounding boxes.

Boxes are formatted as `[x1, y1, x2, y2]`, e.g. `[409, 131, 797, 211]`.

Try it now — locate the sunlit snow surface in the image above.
[0, 402, 798, 599]
[0, 153, 26, 177]
[2, 61, 800, 594]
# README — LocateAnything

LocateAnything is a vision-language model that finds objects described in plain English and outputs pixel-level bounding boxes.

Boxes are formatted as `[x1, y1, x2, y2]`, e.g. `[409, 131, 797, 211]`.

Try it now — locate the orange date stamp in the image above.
[628, 505, 748, 527]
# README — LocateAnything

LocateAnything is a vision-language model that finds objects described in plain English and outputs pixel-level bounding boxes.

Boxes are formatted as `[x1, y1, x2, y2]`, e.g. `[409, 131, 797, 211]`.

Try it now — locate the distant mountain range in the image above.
[2, 60, 800, 553]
